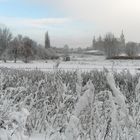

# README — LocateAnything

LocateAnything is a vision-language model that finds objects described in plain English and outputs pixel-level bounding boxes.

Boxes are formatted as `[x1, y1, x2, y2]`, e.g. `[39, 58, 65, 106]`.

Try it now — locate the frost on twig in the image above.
[74, 80, 95, 117]
[106, 73, 127, 114]
[106, 72, 139, 139]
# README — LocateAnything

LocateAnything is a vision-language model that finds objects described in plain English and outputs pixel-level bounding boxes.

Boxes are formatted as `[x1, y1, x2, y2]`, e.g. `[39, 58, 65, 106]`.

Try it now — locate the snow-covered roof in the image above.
[118, 53, 128, 56]
[85, 50, 102, 53]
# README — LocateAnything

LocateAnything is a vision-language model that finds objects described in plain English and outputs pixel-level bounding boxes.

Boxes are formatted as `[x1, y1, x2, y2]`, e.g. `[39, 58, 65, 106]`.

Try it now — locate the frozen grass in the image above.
[0, 67, 140, 139]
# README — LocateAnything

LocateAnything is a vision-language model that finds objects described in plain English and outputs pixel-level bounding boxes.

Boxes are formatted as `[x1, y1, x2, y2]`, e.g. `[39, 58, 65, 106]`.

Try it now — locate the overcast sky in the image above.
[0, 0, 140, 48]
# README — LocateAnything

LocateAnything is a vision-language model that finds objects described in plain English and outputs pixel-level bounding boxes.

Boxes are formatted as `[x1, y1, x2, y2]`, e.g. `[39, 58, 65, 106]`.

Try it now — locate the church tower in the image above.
[119, 30, 125, 53]
[120, 30, 125, 46]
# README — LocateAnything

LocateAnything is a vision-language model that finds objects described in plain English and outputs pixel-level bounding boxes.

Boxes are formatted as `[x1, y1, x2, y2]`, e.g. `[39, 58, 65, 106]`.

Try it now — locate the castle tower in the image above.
[119, 30, 125, 53]
[120, 30, 125, 46]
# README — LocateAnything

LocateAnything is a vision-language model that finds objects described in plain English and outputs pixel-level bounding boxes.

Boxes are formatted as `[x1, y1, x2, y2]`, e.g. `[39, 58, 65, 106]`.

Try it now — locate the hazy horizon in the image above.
[0, 0, 140, 48]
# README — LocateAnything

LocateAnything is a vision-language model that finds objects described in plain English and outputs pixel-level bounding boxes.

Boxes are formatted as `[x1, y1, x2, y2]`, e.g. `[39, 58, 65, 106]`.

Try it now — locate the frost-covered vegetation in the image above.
[0, 68, 140, 139]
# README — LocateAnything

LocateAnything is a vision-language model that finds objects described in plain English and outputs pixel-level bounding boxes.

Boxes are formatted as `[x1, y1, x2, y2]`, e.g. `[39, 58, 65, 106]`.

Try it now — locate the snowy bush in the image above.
[0, 68, 140, 139]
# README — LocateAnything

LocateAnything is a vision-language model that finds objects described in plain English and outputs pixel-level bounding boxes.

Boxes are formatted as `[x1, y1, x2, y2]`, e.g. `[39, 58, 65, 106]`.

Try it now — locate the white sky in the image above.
[1, 0, 140, 48]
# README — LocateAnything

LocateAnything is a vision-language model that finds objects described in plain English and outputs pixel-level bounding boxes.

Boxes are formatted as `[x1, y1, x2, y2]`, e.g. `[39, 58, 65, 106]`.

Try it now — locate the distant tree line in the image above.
[0, 27, 58, 63]
[92, 32, 140, 59]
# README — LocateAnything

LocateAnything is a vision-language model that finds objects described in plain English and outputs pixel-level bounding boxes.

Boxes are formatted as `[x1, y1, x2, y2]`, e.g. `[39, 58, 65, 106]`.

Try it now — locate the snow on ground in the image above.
[0, 60, 139, 74]
[30, 134, 47, 140]
[0, 56, 140, 74]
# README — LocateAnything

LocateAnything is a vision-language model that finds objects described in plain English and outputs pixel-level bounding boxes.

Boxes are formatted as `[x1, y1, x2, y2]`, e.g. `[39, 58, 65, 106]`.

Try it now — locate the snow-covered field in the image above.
[0, 57, 140, 74]
[1, 56, 140, 140]
[30, 134, 46, 140]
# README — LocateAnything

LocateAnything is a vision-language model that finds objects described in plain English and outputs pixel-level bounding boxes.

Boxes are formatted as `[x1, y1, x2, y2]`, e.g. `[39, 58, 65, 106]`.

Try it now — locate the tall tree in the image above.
[125, 42, 138, 57]
[104, 33, 120, 58]
[10, 38, 19, 63]
[45, 31, 50, 48]
[0, 27, 12, 56]
[22, 37, 33, 63]
[92, 36, 96, 49]
[10, 34, 24, 62]
[96, 36, 104, 51]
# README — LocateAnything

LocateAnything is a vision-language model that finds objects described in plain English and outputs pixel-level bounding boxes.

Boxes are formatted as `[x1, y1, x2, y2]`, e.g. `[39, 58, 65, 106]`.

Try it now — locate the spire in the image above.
[120, 30, 125, 45]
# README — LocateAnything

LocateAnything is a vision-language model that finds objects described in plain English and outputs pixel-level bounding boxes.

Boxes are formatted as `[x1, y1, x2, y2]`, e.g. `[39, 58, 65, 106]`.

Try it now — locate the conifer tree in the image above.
[45, 31, 50, 48]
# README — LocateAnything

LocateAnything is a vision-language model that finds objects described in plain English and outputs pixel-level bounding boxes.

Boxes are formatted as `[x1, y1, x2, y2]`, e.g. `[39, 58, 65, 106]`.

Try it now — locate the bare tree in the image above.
[22, 37, 33, 63]
[10, 38, 19, 63]
[104, 33, 120, 58]
[92, 36, 96, 49]
[125, 42, 138, 57]
[0, 27, 12, 61]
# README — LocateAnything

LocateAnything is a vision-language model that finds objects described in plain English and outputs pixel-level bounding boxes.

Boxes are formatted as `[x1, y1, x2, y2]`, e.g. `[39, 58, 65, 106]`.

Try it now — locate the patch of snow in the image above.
[30, 134, 47, 140]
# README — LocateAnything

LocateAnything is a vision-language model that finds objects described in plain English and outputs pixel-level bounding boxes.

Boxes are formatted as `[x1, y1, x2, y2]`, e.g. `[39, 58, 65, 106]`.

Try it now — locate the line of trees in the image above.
[92, 32, 140, 58]
[0, 27, 58, 63]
